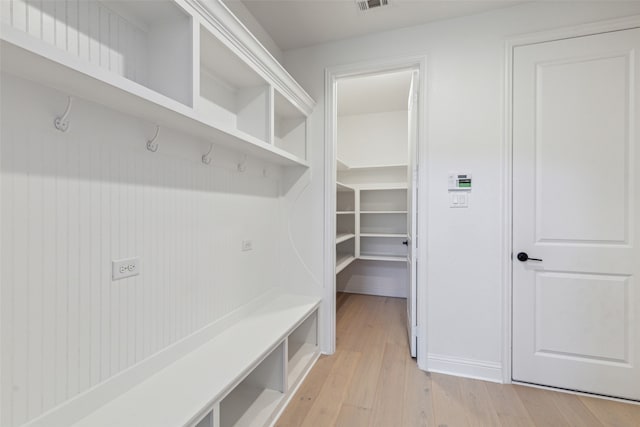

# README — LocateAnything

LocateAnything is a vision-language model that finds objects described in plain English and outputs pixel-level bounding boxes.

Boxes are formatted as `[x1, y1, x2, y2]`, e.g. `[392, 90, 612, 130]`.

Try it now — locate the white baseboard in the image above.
[427, 354, 503, 383]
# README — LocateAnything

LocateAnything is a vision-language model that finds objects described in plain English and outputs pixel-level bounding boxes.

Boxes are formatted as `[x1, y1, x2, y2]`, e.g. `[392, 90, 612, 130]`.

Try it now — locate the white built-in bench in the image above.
[64, 292, 321, 427]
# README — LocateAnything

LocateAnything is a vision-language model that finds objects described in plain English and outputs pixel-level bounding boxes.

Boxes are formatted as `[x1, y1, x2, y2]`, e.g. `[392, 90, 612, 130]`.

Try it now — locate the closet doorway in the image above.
[325, 58, 426, 364]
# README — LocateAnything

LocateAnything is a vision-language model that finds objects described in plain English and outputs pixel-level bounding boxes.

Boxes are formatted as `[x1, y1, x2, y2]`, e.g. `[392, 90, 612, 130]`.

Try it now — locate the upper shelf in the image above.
[337, 158, 408, 171]
[336, 182, 355, 192]
[0, 0, 315, 168]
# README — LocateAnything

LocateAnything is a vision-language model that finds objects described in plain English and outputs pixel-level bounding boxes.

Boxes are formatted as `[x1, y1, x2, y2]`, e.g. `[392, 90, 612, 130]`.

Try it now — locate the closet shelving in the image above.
[359, 186, 408, 262]
[336, 181, 356, 273]
[0, 0, 314, 167]
[358, 184, 407, 262]
[335, 179, 409, 269]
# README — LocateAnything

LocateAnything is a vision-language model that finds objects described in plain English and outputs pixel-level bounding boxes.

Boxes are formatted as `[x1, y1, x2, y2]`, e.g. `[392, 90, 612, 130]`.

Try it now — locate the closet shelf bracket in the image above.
[54, 96, 73, 132]
[147, 125, 160, 152]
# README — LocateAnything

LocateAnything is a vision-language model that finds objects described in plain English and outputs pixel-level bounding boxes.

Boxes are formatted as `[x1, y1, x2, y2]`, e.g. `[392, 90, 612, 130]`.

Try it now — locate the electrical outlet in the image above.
[241, 240, 253, 251]
[112, 257, 140, 280]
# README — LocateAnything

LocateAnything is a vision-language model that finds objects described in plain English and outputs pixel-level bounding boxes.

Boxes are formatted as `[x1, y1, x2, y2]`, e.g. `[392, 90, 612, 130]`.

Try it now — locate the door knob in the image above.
[517, 252, 542, 262]
[402, 240, 408, 246]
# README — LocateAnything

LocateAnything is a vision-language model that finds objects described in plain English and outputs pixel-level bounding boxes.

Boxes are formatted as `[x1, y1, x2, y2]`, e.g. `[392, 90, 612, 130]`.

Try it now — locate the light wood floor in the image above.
[276, 293, 640, 427]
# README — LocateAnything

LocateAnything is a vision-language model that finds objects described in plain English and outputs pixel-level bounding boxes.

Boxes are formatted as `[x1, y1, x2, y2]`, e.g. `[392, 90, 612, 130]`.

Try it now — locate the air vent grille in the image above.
[356, 0, 389, 12]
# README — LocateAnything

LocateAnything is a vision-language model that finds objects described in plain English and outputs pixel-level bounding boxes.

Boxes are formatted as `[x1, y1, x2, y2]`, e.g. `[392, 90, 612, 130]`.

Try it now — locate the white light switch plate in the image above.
[112, 257, 140, 280]
[449, 192, 469, 208]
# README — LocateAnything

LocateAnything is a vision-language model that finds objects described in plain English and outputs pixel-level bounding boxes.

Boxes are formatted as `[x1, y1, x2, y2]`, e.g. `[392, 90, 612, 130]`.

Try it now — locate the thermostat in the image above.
[448, 173, 472, 191]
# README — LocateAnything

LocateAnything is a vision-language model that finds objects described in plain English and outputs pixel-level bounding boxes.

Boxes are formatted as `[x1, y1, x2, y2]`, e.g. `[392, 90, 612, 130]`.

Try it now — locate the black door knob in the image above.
[517, 252, 542, 262]
[402, 240, 409, 246]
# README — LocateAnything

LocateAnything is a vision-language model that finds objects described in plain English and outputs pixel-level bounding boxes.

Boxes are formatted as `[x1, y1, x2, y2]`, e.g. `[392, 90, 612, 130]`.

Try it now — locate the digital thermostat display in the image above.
[448, 173, 472, 191]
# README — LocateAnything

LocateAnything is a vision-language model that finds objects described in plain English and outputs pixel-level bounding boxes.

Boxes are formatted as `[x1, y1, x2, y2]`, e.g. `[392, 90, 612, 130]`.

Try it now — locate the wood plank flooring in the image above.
[276, 293, 640, 427]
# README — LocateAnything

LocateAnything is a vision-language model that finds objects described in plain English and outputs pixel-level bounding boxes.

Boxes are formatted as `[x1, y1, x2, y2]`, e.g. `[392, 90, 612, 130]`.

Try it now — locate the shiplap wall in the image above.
[0, 74, 282, 427]
[0, 0, 149, 84]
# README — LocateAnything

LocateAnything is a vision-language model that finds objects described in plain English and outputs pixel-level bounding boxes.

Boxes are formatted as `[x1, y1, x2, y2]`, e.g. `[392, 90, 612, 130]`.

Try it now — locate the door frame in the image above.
[323, 55, 429, 369]
[502, 14, 640, 384]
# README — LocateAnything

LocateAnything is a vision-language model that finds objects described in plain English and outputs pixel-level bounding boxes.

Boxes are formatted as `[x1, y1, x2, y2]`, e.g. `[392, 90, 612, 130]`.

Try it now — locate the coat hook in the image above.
[237, 155, 247, 173]
[202, 143, 213, 165]
[54, 96, 73, 132]
[147, 126, 160, 152]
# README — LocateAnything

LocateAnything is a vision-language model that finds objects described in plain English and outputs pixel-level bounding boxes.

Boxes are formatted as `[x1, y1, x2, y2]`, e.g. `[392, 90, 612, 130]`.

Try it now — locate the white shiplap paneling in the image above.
[0, 73, 282, 427]
[0, 0, 148, 85]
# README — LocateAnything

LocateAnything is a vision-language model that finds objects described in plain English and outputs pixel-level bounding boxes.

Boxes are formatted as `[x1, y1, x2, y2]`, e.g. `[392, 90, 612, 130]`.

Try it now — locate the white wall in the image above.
[281, 2, 640, 381]
[0, 74, 286, 427]
[223, 0, 284, 63]
[337, 110, 408, 167]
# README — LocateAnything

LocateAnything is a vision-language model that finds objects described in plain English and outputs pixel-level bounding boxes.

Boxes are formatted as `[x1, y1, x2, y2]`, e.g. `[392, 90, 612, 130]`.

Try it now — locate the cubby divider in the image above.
[199, 26, 270, 142]
[220, 341, 286, 427]
[287, 313, 319, 389]
[274, 90, 307, 159]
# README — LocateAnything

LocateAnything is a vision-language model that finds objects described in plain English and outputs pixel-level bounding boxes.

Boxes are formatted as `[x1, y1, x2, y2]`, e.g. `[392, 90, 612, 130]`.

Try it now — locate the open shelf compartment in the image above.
[360, 213, 407, 234]
[360, 235, 407, 258]
[337, 188, 356, 212]
[274, 89, 307, 160]
[220, 341, 285, 427]
[360, 188, 407, 211]
[199, 25, 270, 142]
[336, 238, 356, 274]
[287, 311, 319, 389]
[1, 0, 194, 106]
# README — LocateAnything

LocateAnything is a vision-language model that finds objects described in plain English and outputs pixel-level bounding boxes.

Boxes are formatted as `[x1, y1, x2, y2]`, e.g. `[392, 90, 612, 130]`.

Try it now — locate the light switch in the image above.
[450, 192, 469, 208]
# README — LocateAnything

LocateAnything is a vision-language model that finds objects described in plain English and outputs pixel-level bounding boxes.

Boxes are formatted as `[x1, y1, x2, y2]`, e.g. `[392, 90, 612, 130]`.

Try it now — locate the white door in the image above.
[406, 70, 419, 358]
[512, 28, 640, 400]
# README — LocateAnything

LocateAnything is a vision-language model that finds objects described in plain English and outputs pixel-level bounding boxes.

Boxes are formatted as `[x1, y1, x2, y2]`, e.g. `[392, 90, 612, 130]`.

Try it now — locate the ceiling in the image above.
[338, 69, 413, 116]
[231, 0, 524, 51]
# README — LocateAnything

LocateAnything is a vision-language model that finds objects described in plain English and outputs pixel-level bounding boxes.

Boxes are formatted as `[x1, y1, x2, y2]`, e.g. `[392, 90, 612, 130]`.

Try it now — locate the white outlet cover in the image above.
[241, 240, 253, 251]
[112, 257, 140, 280]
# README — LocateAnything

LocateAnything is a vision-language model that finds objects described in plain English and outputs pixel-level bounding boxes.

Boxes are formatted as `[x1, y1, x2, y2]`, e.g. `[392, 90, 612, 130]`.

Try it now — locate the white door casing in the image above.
[512, 28, 640, 400]
[407, 70, 419, 358]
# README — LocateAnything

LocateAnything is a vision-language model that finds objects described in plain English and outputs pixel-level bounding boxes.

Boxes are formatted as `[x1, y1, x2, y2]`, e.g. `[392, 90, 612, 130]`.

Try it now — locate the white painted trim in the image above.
[427, 354, 503, 384]
[512, 381, 640, 405]
[502, 14, 640, 385]
[324, 56, 428, 368]
[323, 67, 337, 355]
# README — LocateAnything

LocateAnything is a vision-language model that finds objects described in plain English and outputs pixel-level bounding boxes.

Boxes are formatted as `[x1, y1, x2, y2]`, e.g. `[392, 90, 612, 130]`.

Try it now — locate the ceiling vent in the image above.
[356, 0, 390, 12]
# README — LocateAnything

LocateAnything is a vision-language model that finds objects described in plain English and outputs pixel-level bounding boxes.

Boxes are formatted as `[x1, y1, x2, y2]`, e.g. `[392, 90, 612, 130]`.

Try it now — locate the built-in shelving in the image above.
[274, 90, 307, 159]
[336, 233, 356, 244]
[198, 25, 270, 143]
[361, 211, 408, 214]
[287, 314, 319, 389]
[360, 233, 407, 238]
[61, 293, 319, 427]
[0, 0, 315, 168]
[359, 255, 406, 262]
[336, 254, 356, 274]
[219, 342, 285, 427]
[336, 179, 356, 274]
[336, 159, 408, 171]
[336, 181, 354, 191]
